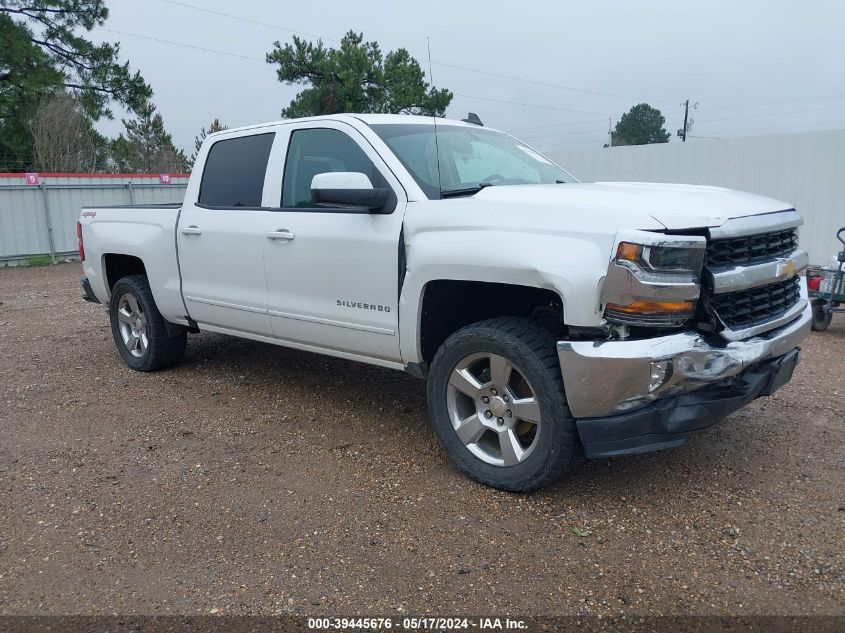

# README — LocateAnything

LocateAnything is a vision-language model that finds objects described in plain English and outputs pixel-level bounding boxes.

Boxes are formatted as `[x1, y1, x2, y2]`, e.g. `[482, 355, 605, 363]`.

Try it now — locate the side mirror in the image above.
[310, 172, 390, 212]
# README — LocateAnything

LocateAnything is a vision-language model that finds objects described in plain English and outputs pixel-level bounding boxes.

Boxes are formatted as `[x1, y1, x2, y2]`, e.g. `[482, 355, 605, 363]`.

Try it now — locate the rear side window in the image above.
[198, 133, 275, 207]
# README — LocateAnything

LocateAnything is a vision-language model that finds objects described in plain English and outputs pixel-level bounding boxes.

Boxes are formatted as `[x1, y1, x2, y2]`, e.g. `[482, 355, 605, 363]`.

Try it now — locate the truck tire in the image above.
[811, 299, 833, 332]
[109, 274, 187, 371]
[426, 317, 579, 492]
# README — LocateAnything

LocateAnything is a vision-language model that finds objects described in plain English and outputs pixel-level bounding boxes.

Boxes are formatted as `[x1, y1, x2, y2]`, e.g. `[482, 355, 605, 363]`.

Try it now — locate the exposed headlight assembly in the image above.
[602, 231, 706, 328]
[615, 241, 705, 281]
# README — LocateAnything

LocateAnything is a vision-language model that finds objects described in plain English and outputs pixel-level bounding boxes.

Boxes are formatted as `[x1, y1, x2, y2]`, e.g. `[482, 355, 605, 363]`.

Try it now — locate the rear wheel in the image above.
[109, 274, 186, 371]
[426, 317, 579, 492]
[811, 298, 833, 332]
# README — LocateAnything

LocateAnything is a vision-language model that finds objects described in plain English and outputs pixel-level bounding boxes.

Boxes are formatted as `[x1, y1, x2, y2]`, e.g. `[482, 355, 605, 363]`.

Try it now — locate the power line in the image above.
[158, 0, 335, 42]
[431, 61, 644, 101]
[536, 118, 845, 147]
[106, 7, 844, 129]
[699, 104, 845, 124]
[100, 26, 614, 118]
[452, 92, 608, 116]
[698, 119, 845, 136]
[698, 94, 845, 112]
[155, 0, 655, 103]
[516, 127, 612, 141]
[100, 28, 264, 62]
[507, 118, 609, 133]
[531, 136, 609, 149]
[529, 103, 845, 134]
[99, 26, 611, 118]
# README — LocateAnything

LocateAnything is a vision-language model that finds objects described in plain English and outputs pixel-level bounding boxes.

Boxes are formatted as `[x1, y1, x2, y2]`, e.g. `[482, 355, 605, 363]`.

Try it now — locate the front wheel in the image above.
[811, 299, 833, 332]
[109, 274, 187, 371]
[426, 317, 579, 492]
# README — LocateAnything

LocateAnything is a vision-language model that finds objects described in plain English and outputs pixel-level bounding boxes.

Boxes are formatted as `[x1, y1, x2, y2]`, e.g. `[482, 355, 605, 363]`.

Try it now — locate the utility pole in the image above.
[677, 100, 697, 142]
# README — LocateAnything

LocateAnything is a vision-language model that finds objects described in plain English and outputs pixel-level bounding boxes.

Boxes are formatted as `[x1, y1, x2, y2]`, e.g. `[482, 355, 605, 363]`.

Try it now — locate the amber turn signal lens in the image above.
[616, 242, 641, 261]
[605, 300, 695, 316]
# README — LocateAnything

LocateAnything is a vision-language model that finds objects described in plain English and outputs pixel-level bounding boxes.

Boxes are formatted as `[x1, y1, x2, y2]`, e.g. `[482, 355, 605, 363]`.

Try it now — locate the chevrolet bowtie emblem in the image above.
[777, 258, 796, 277]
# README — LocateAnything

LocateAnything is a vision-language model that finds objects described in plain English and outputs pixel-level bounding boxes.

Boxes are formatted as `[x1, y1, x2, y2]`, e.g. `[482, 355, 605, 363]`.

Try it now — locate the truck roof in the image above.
[347, 113, 481, 127]
[208, 113, 495, 140]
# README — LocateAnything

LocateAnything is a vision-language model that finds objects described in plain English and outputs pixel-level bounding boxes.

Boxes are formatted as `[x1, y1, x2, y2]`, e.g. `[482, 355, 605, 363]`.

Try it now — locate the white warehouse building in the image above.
[549, 128, 845, 266]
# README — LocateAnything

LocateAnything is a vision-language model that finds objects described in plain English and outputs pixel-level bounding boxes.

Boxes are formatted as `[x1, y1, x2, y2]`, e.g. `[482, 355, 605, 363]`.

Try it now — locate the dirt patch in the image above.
[0, 263, 842, 616]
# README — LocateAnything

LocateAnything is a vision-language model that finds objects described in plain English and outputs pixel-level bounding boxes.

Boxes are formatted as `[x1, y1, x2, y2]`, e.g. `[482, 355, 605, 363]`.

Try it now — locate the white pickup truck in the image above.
[78, 113, 811, 491]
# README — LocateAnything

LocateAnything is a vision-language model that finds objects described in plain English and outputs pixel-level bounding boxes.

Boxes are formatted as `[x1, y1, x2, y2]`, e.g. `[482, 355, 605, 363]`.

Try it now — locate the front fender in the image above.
[398, 227, 614, 364]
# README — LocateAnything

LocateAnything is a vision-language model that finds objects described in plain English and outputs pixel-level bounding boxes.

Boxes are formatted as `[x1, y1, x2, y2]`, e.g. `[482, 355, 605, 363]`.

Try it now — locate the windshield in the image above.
[370, 123, 578, 199]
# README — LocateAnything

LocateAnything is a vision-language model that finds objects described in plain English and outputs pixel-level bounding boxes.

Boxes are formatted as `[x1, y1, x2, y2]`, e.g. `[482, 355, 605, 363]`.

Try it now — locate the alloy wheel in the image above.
[446, 352, 542, 467]
[116, 292, 148, 358]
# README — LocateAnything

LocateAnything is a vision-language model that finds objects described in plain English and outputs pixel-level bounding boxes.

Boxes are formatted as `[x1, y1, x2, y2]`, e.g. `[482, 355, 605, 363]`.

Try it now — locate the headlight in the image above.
[602, 232, 705, 328]
[614, 241, 705, 282]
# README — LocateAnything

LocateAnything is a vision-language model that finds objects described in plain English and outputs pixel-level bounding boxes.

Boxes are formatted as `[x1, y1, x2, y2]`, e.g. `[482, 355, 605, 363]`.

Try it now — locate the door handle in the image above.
[266, 229, 295, 241]
[181, 225, 203, 236]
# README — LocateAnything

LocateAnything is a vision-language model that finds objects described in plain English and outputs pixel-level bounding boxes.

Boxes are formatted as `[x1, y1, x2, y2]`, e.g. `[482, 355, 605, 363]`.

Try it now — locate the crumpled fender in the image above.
[398, 224, 614, 364]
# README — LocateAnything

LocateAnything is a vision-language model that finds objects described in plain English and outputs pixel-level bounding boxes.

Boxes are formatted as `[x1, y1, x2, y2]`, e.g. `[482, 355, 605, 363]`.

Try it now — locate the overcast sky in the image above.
[91, 0, 845, 156]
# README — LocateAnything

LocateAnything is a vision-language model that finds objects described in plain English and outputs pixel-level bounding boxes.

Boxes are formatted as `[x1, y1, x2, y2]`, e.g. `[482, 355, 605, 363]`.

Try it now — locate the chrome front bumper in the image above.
[557, 284, 812, 419]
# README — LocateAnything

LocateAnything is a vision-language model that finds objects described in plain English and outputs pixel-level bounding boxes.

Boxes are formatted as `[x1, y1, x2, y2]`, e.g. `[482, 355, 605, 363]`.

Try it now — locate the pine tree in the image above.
[110, 101, 188, 173]
[190, 118, 228, 167]
[266, 31, 452, 118]
[612, 104, 671, 146]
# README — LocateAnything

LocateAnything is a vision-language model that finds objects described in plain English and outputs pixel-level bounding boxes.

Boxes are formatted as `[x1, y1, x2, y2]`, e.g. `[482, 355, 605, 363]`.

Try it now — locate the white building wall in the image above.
[549, 129, 845, 265]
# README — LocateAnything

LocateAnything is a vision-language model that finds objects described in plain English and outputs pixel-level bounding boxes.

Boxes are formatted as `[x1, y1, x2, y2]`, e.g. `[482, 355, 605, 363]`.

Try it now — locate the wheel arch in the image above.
[413, 279, 565, 370]
[103, 253, 147, 292]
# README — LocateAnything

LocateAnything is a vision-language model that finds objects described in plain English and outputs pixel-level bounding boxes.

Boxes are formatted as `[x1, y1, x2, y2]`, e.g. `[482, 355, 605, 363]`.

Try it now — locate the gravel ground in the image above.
[0, 263, 843, 617]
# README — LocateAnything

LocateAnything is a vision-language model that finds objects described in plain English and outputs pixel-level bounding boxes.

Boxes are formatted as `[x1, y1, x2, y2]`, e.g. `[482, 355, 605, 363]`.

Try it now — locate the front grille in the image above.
[709, 277, 801, 330]
[706, 228, 798, 268]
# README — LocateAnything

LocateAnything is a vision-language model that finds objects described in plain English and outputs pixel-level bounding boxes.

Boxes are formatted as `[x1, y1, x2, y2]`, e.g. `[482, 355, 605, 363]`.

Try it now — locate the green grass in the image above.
[25, 255, 53, 267]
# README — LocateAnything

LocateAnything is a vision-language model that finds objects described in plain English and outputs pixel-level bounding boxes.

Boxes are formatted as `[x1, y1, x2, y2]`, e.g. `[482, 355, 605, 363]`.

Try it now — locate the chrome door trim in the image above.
[184, 295, 267, 315]
[268, 309, 395, 335]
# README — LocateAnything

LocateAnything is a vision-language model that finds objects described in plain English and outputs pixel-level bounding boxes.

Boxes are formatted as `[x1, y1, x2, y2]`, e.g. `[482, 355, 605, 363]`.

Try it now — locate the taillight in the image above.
[76, 221, 85, 261]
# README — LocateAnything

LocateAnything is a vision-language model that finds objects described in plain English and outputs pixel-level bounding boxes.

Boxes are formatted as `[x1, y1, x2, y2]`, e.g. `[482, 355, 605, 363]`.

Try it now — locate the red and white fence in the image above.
[0, 172, 189, 265]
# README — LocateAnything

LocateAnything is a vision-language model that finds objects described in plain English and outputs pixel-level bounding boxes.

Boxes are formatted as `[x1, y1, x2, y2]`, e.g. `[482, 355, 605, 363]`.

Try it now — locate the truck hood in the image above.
[472, 181, 794, 230]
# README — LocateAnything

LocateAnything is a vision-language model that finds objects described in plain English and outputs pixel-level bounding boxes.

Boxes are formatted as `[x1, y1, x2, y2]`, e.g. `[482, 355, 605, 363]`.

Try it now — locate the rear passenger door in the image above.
[177, 131, 278, 335]
[262, 122, 407, 362]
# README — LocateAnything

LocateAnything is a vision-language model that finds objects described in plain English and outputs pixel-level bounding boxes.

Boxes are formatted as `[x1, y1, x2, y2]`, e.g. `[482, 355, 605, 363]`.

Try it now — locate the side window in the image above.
[282, 128, 389, 208]
[198, 133, 275, 207]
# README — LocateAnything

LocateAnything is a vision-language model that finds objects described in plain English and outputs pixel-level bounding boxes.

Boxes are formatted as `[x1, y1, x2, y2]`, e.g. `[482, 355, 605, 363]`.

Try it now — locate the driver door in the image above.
[262, 122, 407, 362]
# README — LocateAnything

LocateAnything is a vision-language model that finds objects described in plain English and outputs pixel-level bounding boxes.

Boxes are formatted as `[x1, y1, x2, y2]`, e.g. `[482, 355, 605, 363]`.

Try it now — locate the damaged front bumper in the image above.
[557, 285, 812, 457]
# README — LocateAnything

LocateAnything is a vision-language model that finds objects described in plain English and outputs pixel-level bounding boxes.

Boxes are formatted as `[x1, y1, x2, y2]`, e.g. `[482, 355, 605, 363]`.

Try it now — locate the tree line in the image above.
[0, 1, 455, 174]
[0, 1, 193, 172]
[1, 1, 668, 174]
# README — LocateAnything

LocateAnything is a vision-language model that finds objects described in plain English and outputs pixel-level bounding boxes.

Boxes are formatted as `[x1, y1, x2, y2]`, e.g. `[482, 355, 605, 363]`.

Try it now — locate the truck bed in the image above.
[79, 204, 185, 320]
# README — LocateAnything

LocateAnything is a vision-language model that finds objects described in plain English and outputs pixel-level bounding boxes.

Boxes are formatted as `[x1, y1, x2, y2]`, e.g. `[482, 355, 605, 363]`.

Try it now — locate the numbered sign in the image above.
[24, 173, 40, 185]
[159, 173, 172, 184]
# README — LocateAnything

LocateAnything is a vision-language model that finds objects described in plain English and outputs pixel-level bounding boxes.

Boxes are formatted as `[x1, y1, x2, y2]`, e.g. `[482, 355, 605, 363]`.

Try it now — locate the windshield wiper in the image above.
[440, 182, 494, 199]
